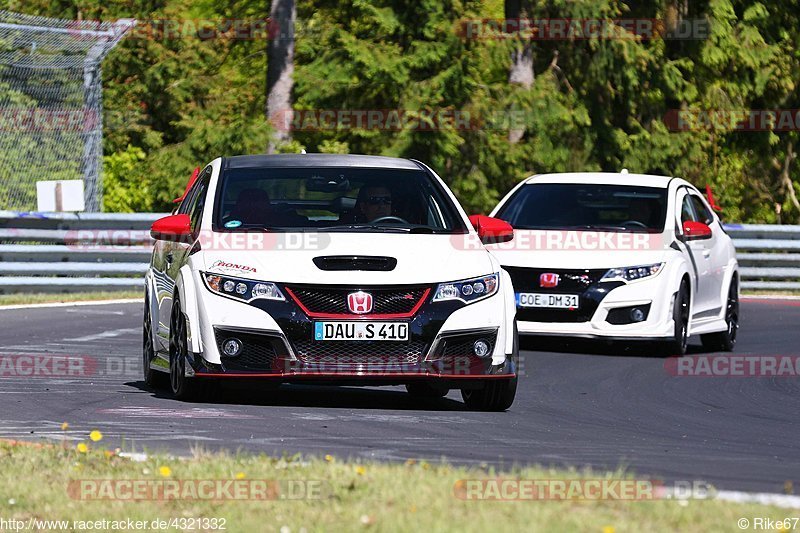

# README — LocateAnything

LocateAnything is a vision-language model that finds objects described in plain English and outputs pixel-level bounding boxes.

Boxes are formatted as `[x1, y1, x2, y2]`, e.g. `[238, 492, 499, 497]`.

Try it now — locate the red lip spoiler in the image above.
[172, 166, 201, 204]
[705, 184, 722, 211]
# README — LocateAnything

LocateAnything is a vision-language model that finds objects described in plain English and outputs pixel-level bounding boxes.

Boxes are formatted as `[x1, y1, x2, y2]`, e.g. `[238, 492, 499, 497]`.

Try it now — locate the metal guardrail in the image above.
[0, 213, 796, 293]
[723, 224, 800, 290]
[0, 212, 163, 293]
[0, 211, 163, 229]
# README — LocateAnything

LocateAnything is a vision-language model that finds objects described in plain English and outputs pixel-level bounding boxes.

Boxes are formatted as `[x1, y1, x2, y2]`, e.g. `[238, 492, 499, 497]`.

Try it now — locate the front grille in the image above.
[286, 285, 429, 316]
[292, 339, 427, 365]
[504, 266, 613, 323]
[214, 329, 282, 371]
[504, 266, 607, 293]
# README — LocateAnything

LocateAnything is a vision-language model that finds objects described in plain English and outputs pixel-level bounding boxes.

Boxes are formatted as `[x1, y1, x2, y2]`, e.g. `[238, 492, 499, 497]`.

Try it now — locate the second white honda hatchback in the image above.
[487, 172, 739, 355]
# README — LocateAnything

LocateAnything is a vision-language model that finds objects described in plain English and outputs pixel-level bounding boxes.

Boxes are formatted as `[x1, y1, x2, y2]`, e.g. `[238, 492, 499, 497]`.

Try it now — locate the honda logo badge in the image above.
[347, 291, 373, 314]
[539, 273, 560, 288]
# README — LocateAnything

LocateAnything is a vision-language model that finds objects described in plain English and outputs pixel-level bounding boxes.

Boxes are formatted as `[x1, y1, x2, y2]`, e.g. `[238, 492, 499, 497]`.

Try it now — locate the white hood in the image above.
[198, 232, 495, 284]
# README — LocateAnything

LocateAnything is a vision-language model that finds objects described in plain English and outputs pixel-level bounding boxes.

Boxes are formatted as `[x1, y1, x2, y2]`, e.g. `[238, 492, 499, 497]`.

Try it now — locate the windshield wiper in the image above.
[225, 225, 315, 232]
[565, 224, 631, 231]
[407, 226, 451, 234]
[318, 224, 410, 233]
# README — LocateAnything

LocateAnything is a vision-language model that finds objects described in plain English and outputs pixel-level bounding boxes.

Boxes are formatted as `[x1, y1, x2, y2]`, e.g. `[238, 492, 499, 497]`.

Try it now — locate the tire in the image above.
[460, 324, 518, 411]
[461, 378, 517, 411]
[701, 278, 739, 352]
[662, 280, 690, 356]
[405, 383, 448, 398]
[169, 295, 203, 401]
[142, 295, 168, 389]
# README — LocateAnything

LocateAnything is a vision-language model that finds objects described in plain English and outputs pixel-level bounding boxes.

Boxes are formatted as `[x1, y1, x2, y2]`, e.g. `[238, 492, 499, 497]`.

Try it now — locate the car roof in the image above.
[223, 153, 422, 170]
[524, 172, 674, 188]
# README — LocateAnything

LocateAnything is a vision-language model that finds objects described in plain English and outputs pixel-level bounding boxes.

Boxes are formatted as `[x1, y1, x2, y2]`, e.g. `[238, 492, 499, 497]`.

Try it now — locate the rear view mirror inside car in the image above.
[306, 174, 350, 192]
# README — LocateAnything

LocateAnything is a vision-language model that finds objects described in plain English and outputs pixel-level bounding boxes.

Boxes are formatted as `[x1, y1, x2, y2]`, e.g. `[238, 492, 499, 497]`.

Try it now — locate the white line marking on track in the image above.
[714, 490, 800, 509]
[0, 298, 141, 311]
[96, 406, 261, 419]
[292, 413, 470, 423]
[64, 328, 139, 342]
[742, 295, 800, 301]
[118, 452, 149, 462]
[65, 308, 126, 315]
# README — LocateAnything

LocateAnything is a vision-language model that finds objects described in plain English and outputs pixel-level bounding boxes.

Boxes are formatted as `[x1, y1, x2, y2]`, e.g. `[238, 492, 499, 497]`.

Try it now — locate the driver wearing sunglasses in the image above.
[356, 185, 393, 222]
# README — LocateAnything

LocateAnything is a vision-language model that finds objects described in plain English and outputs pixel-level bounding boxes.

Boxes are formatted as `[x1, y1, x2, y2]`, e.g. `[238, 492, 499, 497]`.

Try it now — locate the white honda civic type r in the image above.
[143, 154, 519, 410]
[486, 172, 739, 355]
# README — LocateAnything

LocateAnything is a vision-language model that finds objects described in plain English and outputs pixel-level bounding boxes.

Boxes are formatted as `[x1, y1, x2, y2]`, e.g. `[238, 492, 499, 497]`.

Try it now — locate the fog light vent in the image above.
[606, 303, 652, 325]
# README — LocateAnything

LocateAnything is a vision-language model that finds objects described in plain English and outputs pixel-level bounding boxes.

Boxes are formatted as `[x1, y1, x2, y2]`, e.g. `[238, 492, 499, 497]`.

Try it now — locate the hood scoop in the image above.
[313, 255, 397, 272]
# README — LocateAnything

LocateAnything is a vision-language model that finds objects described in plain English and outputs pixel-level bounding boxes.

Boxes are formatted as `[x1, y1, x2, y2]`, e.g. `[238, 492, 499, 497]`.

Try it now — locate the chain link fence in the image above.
[0, 11, 134, 212]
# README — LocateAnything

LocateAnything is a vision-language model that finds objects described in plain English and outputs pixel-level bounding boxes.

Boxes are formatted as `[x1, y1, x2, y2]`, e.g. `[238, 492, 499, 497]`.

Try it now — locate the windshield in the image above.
[496, 183, 668, 232]
[213, 167, 467, 233]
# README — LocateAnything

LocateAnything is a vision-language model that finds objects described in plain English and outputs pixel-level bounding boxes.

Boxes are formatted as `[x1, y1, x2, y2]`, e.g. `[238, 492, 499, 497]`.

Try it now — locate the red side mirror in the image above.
[151, 214, 192, 242]
[682, 220, 712, 240]
[468, 215, 514, 244]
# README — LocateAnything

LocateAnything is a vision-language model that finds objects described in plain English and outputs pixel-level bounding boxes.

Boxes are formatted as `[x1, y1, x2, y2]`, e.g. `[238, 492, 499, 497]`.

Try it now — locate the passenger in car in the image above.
[628, 198, 658, 227]
[227, 188, 306, 227]
[228, 188, 272, 225]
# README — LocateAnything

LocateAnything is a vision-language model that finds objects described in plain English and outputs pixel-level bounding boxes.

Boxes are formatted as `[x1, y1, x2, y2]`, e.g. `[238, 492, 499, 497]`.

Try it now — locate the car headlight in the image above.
[600, 263, 664, 283]
[202, 272, 285, 302]
[433, 273, 499, 304]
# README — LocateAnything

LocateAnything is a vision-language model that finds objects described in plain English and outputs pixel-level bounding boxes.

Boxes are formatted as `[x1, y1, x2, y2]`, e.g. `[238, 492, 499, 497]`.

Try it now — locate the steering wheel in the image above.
[621, 220, 649, 229]
[369, 216, 409, 225]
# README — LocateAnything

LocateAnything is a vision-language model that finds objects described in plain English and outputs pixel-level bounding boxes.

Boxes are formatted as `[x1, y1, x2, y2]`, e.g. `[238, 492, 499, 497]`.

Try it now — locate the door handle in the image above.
[702, 250, 711, 258]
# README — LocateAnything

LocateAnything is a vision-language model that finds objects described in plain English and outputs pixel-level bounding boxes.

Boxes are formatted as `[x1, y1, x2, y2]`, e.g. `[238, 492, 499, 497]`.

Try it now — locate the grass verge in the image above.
[0, 440, 792, 531]
[0, 291, 142, 306]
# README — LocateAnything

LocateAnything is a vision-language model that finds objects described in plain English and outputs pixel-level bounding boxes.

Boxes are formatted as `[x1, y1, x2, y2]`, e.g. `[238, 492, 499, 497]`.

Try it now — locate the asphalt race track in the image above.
[0, 299, 798, 493]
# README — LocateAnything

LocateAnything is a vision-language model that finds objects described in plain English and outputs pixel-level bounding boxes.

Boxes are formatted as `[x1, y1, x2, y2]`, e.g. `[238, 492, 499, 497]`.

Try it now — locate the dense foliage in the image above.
[3, 0, 799, 222]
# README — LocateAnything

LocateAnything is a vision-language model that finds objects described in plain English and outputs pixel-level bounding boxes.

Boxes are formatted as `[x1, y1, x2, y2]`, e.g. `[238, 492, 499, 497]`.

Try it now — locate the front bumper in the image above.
[189, 276, 516, 382]
[506, 266, 676, 340]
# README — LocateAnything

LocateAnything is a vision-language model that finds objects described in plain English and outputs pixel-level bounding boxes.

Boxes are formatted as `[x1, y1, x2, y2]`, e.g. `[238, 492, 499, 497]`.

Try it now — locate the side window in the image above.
[188, 171, 212, 232]
[680, 195, 696, 224]
[177, 181, 198, 215]
[177, 167, 209, 215]
[690, 195, 714, 225]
